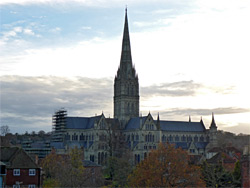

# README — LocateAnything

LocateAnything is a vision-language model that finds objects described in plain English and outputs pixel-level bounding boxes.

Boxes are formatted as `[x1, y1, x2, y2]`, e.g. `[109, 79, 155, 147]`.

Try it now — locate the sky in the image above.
[1, 0, 250, 134]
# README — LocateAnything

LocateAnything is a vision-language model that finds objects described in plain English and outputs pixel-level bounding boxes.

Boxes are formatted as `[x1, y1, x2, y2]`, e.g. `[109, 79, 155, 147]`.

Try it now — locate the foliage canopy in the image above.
[128, 143, 205, 187]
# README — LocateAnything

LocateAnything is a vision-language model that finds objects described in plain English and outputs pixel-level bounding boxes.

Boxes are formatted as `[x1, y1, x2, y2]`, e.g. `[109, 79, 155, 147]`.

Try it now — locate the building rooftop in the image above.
[0, 147, 39, 168]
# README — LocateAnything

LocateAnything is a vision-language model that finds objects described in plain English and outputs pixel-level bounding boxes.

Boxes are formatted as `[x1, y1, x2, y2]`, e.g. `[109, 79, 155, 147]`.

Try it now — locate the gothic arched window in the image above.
[127, 103, 130, 113]
[65, 133, 70, 141]
[98, 152, 100, 164]
[206, 135, 210, 142]
[200, 136, 204, 142]
[175, 135, 179, 142]
[182, 135, 186, 142]
[127, 135, 130, 141]
[138, 154, 140, 163]
[169, 135, 173, 142]
[136, 134, 139, 141]
[194, 135, 198, 142]
[187, 136, 192, 142]
[132, 103, 134, 112]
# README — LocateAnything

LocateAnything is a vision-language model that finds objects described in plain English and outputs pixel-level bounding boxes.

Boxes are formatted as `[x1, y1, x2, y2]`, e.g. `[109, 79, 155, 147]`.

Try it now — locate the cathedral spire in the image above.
[114, 9, 139, 126]
[118, 8, 134, 79]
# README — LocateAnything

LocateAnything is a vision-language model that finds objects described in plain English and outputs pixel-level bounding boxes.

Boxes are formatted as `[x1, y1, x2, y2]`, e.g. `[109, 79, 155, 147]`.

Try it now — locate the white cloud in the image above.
[81, 26, 91, 30]
[49, 27, 61, 33]
[0, 36, 121, 77]
[23, 28, 35, 35]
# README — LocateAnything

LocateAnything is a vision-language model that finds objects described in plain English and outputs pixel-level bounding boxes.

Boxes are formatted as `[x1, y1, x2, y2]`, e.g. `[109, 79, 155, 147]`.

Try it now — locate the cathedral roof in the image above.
[159, 120, 206, 132]
[125, 116, 148, 130]
[194, 142, 208, 149]
[65, 115, 102, 129]
[125, 116, 206, 132]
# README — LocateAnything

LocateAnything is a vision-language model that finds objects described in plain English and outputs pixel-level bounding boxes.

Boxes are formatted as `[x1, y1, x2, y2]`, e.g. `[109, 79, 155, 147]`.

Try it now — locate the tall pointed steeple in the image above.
[116, 8, 137, 79]
[121, 8, 132, 64]
[114, 9, 139, 127]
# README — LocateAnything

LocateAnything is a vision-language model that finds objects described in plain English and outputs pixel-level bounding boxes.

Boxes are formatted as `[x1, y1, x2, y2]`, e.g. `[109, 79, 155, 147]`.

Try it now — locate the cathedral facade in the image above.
[52, 10, 218, 165]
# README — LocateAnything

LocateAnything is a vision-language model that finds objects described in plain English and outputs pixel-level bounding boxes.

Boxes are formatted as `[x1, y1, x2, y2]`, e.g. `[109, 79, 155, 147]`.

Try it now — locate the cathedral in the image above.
[52, 9, 218, 165]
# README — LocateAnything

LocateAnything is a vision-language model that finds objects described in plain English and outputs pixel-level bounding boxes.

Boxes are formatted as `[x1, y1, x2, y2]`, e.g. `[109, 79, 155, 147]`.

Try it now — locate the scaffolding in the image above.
[52, 108, 67, 142]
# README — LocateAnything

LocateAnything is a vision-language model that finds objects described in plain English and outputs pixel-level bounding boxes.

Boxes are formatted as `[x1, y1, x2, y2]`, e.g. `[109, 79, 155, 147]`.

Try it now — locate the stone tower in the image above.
[114, 9, 139, 127]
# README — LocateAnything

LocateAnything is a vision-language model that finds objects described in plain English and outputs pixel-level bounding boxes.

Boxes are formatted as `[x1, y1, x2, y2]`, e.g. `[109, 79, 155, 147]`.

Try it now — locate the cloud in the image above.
[1, 75, 249, 134]
[141, 80, 202, 97]
[160, 107, 250, 117]
[221, 123, 250, 135]
[81, 26, 91, 30]
[1, 27, 22, 41]
[0, 75, 113, 133]
[49, 27, 61, 33]
[23, 28, 35, 35]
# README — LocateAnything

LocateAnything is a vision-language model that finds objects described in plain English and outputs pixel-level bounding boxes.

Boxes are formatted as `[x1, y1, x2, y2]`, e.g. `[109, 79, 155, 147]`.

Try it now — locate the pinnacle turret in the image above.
[210, 112, 217, 129]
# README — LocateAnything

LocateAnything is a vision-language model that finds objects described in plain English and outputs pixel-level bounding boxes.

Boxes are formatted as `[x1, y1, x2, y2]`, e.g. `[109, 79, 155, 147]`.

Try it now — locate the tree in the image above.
[105, 119, 128, 158]
[62, 147, 86, 187]
[104, 156, 132, 187]
[1, 125, 10, 136]
[42, 178, 60, 188]
[38, 130, 45, 137]
[41, 149, 65, 179]
[103, 119, 133, 186]
[128, 143, 205, 187]
[201, 161, 234, 187]
[41, 147, 103, 187]
[232, 160, 241, 187]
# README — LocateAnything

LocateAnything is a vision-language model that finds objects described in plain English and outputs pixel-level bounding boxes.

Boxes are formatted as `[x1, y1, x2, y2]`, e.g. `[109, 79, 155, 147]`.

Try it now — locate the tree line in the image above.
[41, 143, 241, 187]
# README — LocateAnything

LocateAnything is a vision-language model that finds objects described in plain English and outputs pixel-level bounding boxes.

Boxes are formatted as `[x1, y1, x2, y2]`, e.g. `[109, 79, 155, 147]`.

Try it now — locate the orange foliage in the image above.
[128, 143, 205, 187]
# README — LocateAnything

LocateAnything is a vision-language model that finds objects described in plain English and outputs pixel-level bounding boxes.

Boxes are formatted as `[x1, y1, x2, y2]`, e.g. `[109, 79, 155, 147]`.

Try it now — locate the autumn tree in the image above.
[42, 147, 103, 187]
[41, 148, 65, 180]
[128, 143, 205, 187]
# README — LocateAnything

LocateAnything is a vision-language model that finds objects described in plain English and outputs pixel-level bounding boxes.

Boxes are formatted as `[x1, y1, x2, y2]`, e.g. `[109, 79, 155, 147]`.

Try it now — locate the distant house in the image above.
[206, 146, 241, 172]
[82, 160, 103, 186]
[0, 147, 41, 188]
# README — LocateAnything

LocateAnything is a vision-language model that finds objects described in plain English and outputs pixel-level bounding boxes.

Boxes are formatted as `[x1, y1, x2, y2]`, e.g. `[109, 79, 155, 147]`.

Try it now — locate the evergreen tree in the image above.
[201, 161, 234, 187]
[232, 160, 241, 187]
[104, 156, 132, 187]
